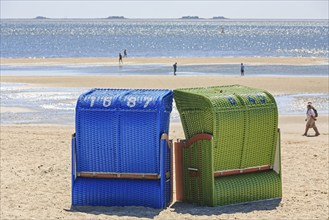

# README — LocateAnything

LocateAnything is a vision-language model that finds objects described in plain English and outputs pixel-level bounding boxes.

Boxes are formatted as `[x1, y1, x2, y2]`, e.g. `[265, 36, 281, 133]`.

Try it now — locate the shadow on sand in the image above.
[306, 134, 320, 137]
[66, 198, 281, 218]
[67, 205, 162, 219]
[171, 198, 282, 216]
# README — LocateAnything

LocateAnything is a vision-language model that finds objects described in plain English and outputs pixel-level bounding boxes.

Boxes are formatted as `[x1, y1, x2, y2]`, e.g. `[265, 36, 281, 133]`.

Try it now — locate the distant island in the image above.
[213, 16, 227, 19]
[107, 16, 125, 19]
[180, 16, 227, 20]
[181, 16, 200, 19]
[34, 16, 48, 19]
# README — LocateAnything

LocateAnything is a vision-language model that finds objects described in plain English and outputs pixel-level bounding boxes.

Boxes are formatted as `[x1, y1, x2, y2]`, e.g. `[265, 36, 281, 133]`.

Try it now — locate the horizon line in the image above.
[1, 17, 328, 20]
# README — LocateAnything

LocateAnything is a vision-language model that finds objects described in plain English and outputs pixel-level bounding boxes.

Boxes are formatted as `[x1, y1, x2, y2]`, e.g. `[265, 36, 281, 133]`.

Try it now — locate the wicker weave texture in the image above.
[174, 85, 278, 171]
[174, 85, 281, 206]
[73, 88, 173, 208]
[72, 178, 162, 208]
[214, 170, 282, 206]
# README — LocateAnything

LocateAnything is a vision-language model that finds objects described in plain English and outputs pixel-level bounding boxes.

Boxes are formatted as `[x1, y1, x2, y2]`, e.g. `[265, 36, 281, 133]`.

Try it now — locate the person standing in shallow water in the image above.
[303, 102, 320, 136]
[123, 49, 127, 58]
[240, 63, 245, 76]
[119, 53, 123, 65]
[173, 62, 177, 76]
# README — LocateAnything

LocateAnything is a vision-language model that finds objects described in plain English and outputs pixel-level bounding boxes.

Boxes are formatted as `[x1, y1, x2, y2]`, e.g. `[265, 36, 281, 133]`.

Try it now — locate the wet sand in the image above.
[1, 56, 328, 66]
[2, 75, 328, 96]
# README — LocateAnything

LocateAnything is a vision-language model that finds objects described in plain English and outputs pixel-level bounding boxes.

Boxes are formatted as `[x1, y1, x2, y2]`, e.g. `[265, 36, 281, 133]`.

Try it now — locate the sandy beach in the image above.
[1, 58, 328, 219]
[1, 117, 328, 219]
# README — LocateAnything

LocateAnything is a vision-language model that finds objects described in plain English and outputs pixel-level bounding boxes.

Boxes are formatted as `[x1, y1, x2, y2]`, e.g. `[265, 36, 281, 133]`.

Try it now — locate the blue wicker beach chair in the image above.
[72, 88, 173, 208]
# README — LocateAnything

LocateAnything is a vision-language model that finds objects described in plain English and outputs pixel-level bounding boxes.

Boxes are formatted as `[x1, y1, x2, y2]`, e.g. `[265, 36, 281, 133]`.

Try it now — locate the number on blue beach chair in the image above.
[143, 97, 153, 108]
[103, 97, 112, 107]
[90, 96, 96, 107]
[127, 97, 137, 108]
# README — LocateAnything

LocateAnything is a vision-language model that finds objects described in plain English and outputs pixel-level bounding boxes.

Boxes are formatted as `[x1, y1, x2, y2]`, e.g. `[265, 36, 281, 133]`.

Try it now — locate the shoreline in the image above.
[1, 56, 328, 66]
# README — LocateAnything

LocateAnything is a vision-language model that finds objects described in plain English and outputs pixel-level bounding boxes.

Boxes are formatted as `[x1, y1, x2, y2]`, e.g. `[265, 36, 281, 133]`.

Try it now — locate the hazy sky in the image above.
[1, 0, 328, 19]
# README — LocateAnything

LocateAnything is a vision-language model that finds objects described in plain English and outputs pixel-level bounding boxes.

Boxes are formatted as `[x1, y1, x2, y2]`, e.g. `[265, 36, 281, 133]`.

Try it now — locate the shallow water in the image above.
[1, 64, 328, 77]
[1, 83, 328, 125]
[0, 83, 81, 125]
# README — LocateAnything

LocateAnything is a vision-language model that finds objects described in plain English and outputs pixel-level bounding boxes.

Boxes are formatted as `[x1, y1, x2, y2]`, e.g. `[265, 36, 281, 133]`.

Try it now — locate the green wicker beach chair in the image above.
[174, 85, 282, 206]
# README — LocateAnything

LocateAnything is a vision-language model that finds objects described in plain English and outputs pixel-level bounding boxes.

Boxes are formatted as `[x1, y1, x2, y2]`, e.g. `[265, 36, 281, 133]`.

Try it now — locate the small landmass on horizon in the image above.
[34, 16, 48, 19]
[181, 16, 227, 19]
[181, 16, 200, 19]
[107, 16, 125, 19]
[213, 16, 226, 19]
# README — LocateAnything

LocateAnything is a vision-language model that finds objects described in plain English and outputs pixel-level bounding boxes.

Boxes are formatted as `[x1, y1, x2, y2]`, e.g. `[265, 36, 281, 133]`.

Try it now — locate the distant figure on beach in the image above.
[124, 49, 127, 58]
[173, 62, 177, 75]
[240, 63, 245, 76]
[119, 53, 123, 64]
[303, 102, 320, 136]
[221, 28, 224, 34]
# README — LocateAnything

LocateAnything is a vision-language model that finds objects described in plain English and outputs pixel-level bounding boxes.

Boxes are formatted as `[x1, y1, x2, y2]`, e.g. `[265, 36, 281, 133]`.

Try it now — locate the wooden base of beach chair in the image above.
[78, 171, 171, 180]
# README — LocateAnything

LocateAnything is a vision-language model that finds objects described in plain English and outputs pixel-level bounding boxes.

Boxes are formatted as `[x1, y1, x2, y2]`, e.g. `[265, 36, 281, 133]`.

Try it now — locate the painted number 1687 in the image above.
[87, 96, 153, 108]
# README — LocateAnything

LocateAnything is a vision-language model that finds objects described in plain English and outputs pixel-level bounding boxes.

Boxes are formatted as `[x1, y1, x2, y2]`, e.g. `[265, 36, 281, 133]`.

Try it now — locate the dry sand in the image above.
[1, 59, 329, 219]
[1, 117, 328, 220]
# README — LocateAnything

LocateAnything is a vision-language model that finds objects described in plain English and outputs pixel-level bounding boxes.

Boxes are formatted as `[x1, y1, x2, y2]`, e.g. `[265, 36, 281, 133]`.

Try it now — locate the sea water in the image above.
[1, 64, 328, 76]
[1, 83, 328, 125]
[1, 19, 328, 58]
[1, 19, 328, 76]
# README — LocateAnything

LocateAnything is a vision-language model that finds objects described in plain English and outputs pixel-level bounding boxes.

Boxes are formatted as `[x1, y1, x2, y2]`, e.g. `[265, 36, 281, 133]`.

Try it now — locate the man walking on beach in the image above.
[303, 102, 320, 136]
[173, 62, 177, 76]
[240, 63, 245, 76]
[124, 49, 127, 58]
[119, 53, 123, 65]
